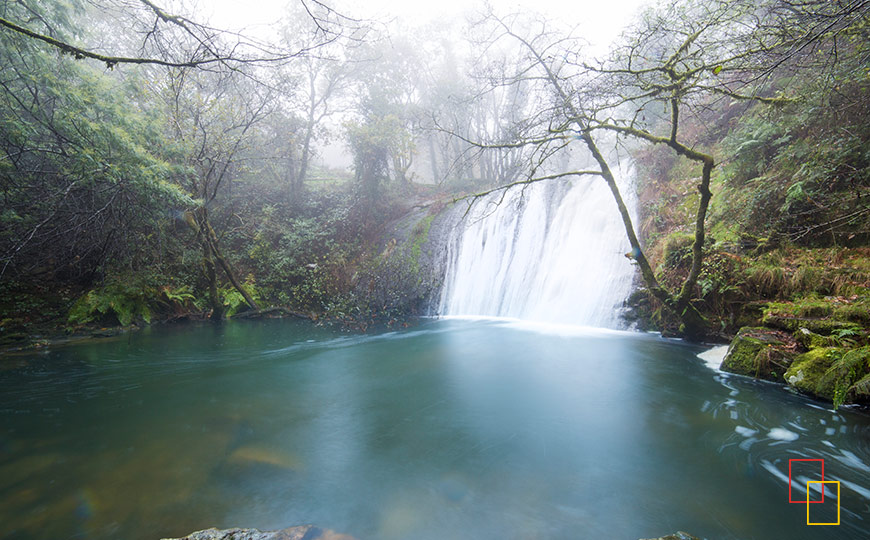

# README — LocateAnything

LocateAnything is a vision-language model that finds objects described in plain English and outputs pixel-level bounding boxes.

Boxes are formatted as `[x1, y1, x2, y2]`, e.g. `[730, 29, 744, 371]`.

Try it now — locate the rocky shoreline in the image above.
[717, 296, 869, 408]
[165, 527, 699, 540]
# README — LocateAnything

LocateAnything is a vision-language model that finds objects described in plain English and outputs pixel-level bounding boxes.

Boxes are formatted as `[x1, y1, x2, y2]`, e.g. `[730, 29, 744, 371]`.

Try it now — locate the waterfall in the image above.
[438, 169, 637, 328]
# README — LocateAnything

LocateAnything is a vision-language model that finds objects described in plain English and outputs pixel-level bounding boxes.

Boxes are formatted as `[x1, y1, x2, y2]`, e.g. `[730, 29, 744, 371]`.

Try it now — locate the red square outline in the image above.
[788, 458, 825, 504]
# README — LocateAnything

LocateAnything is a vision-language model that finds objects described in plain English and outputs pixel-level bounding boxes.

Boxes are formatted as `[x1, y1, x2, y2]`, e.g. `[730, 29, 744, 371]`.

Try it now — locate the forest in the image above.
[1, 0, 867, 337]
[1, 0, 869, 538]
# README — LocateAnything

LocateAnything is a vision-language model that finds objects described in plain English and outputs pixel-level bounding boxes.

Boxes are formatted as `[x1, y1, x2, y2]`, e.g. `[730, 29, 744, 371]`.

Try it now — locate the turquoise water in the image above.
[1, 319, 868, 539]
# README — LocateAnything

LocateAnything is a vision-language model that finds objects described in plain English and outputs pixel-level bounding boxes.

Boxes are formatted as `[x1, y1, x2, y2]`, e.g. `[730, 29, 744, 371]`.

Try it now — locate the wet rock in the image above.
[762, 314, 857, 335]
[784, 346, 870, 405]
[720, 326, 797, 380]
[163, 525, 356, 540]
[848, 371, 870, 403]
[794, 327, 837, 349]
[639, 532, 700, 540]
[784, 347, 843, 401]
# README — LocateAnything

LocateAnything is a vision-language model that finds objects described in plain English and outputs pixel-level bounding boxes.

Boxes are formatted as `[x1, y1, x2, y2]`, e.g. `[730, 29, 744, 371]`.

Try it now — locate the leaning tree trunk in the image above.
[184, 209, 259, 318]
[202, 218, 259, 312]
[202, 241, 224, 320]
[580, 131, 708, 340]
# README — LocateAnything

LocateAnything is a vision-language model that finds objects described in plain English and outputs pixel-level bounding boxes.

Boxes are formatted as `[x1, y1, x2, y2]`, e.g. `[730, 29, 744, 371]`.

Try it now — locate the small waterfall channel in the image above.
[438, 169, 637, 328]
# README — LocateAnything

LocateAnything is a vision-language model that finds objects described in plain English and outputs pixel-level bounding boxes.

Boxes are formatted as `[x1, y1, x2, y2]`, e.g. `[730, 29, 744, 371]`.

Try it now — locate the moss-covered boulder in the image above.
[784, 346, 870, 406]
[720, 327, 797, 380]
[762, 314, 858, 335]
[822, 346, 870, 406]
[848, 372, 870, 403]
[834, 296, 870, 326]
[785, 348, 844, 400]
[794, 327, 838, 349]
[762, 297, 866, 335]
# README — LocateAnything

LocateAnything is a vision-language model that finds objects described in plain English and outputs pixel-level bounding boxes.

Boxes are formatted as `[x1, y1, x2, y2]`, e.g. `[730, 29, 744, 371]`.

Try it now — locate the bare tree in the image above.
[445, 1, 866, 338]
[0, 0, 360, 70]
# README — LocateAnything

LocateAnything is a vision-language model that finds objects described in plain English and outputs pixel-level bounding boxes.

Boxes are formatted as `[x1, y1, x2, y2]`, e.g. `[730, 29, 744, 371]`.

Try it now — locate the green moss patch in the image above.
[782, 347, 870, 406]
[784, 348, 844, 400]
[720, 327, 797, 380]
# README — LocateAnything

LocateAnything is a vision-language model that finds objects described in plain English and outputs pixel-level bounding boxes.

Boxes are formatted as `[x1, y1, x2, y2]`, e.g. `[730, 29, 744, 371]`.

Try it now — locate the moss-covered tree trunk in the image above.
[184, 209, 259, 318]
[202, 240, 224, 320]
[581, 132, 708, 340]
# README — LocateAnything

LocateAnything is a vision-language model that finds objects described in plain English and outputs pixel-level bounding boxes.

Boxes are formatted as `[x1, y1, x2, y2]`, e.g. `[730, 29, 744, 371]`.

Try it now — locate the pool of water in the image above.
[1, 319, 868, 539]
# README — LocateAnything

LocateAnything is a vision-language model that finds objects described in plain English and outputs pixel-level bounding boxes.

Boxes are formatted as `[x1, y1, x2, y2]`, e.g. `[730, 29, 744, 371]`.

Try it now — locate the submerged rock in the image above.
[163, 525, 355, 540]
[720, 326, 797, 380]
[226, 445, 304, 470]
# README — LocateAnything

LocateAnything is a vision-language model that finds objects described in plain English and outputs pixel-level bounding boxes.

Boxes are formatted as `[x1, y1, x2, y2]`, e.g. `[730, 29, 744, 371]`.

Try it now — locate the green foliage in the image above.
[219, 277, 262, 317]
[409, 214, 435, 270]
[765, 298, 833, 319]
[0, 0, 193, 284]
[68, 274, 199, 326]
[68, 276, 155, 326]
[661, 232, 695, 268]
[344, 115, 400, 196]
[331, 248, 432, 324]
[713, 82, 870, 246]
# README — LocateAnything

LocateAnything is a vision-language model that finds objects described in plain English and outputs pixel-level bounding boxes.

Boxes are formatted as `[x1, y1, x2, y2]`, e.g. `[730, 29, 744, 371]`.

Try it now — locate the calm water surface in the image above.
[1, 319, 868, 539]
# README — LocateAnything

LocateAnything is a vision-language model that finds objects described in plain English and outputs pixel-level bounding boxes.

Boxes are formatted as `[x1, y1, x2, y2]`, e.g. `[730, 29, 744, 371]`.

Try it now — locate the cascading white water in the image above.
[438, 169, 637, 328]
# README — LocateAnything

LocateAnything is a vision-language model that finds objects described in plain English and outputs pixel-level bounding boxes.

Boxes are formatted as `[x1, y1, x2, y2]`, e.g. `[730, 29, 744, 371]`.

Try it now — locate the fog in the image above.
[200, 0, 649, 170]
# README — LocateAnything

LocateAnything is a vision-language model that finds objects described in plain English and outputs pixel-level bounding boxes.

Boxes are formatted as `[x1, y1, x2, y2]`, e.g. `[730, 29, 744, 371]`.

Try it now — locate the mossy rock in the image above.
[762, 314, 859, 335]
[784, 348, 845, 401]
[833, 296, 870, 325]
[848, 372, 870, 403]
[766, 299, 833, 318]
[787, 346, 870, 406]
[735, 301, 767, 328]
[720, 327, 797, 381]
[794, 327, 838, 349]
[0, 331, 29, 346]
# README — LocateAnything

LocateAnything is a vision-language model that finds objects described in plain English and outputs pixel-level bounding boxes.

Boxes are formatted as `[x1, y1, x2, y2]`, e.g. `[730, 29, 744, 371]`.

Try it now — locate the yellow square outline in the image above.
[806, 480, 840, 525]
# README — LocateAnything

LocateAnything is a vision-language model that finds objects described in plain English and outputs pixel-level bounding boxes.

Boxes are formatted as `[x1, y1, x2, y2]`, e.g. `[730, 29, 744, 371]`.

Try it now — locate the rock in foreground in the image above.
[166, 526, 698, 540]
[719, 326, 797, 380]
[162, 526, 355, 540]
[639, 533, 700, 540]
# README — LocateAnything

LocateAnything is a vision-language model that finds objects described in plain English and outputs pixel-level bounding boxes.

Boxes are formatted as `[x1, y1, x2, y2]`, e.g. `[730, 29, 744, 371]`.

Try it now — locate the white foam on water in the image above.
[837, 477, 870, 501]
[738, 437, 757, 450]
[767, 428, 799, 441]
[697, 345, 729, 371]
[835, 449, 870, 473]
[735, 426, 757, 437]
[760, 460, 790, 486]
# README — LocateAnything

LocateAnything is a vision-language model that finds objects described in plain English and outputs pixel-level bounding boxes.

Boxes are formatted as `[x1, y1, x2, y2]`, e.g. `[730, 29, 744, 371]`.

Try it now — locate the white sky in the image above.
[208, 0, 652, 55]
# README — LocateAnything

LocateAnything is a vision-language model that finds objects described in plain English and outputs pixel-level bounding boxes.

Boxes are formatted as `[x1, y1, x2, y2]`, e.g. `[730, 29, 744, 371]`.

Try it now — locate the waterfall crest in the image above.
[438, 171, 636, 328]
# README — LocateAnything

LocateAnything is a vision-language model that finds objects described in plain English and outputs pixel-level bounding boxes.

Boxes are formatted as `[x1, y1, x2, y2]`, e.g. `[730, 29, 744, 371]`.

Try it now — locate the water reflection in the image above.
[0, 319, 868, 539]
